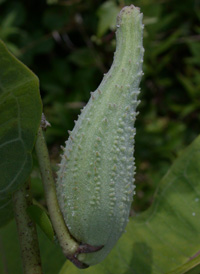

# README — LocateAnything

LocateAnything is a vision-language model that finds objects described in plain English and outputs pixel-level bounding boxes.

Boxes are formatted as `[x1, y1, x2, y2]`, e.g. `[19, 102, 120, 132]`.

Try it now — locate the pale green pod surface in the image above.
[56, 5, 144, 266]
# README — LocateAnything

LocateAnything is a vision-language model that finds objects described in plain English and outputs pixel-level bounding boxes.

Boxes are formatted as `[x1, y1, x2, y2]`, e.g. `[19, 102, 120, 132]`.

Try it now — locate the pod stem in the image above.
[35, 126, 79, 257]
[12, 179, 42, 274]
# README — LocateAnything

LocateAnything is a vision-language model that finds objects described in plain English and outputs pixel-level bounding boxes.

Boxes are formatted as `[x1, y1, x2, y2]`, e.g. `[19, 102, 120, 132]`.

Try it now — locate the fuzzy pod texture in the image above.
[56, 5, 144, 266]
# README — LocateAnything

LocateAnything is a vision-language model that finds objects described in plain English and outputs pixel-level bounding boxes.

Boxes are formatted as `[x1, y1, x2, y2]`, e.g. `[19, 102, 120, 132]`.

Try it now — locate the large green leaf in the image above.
[0, 40, 42, 226]
[0, 220, 65, 274]
[60, 135, 200, 274]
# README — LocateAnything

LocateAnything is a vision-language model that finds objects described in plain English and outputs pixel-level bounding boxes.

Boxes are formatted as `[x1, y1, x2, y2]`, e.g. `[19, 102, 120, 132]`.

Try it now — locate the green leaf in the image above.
[0, 40, 42, 226]
[96, 1, 120, 37]
[59, 135, 200, 273]
[0, 220, 65, 274]
[27, 204, 54, 242]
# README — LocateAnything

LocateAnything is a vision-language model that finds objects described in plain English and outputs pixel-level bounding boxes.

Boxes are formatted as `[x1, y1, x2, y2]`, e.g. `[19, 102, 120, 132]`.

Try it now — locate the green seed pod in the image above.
[56, 5, 144, 266]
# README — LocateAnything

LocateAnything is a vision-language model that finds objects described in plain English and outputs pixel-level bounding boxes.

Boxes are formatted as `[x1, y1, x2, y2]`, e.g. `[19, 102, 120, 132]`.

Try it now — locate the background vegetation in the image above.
[1, 0, 200, 213]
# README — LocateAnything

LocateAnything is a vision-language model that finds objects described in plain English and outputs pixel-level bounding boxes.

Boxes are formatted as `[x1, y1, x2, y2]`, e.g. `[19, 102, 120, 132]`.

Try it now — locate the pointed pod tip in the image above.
[119, 4, 141, 17]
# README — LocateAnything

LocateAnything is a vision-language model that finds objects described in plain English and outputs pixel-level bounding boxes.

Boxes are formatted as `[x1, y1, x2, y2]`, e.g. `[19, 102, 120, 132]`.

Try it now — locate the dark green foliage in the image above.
[1, 1, 200, 273]
[0, 0, 199, 212]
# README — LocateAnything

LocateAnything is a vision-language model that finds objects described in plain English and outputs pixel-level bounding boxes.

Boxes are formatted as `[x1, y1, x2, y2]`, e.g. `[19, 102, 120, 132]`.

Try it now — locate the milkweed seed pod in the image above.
[56, 5, 144, 266]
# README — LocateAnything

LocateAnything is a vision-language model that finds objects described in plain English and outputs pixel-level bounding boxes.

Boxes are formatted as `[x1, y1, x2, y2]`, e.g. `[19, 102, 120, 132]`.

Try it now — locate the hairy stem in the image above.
[13, 180, 42, 274]
[35, 126, 79, 257]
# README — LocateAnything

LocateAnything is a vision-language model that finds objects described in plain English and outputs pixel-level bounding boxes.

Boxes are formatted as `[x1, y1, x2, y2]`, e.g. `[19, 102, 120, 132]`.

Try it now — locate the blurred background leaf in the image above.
[96, 1, 120, 37]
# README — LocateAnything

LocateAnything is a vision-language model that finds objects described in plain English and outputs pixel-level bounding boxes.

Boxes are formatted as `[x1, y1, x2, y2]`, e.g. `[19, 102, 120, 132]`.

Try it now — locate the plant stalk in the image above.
[35, 126, 79, 257]
[13, 180, 42, 274]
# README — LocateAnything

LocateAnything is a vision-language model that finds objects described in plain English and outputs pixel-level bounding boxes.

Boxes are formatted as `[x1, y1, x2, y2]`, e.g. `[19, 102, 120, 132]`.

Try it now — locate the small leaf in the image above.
[27, 204, 54, 242]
